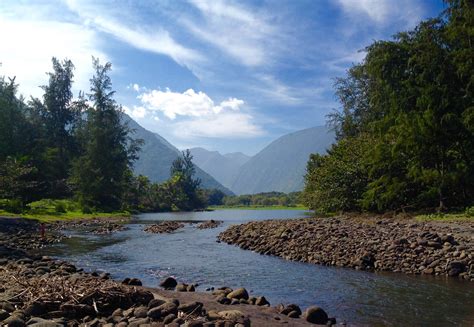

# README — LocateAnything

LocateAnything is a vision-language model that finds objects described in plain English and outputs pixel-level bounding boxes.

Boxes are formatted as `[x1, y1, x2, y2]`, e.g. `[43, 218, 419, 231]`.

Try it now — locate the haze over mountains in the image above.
[192, 126, 335, 194]
[127, 115, 335, 195]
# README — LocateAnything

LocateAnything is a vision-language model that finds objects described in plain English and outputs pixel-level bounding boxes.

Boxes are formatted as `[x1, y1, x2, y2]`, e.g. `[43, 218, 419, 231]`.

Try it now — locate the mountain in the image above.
[230, 126, 335, 194]
[189, 148, 250, 189]
[125, 116, 232, 195]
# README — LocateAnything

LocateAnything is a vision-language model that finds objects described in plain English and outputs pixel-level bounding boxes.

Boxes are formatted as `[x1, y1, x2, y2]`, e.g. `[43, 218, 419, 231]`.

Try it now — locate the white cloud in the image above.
[134, 87, 263, 138]
[336, 0, 423, 26]
[0, 14, 106, 99]
[183, 0, 276, 67]
[139, 88, 244, 120]
[124, 105, 147, 119]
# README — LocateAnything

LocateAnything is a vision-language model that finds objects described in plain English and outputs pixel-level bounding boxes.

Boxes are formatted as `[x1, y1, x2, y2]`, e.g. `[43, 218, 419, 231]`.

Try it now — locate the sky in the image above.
[0, 0, 445, 155]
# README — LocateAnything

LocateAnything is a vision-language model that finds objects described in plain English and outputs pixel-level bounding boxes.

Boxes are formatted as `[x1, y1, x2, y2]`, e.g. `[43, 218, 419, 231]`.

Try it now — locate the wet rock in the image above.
[159, 277, 177, 290]
[24, 302, 46, 317]
[287, 310, 300, 318]
[304, 306, 328, 324]
[278, 304, 301, 316]
[176, 283, 188, 292]
[448, 261, 465, 277]
[216, 296, 231, 305]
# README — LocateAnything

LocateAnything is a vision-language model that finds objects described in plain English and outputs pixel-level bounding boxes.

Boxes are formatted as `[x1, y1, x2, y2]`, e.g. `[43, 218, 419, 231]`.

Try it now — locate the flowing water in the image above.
[45, 209, 474, 326]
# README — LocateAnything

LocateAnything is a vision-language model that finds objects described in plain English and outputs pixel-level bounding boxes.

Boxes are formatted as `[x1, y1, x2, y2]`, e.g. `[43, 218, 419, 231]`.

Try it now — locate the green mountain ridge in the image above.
[125, 116, 233, 195]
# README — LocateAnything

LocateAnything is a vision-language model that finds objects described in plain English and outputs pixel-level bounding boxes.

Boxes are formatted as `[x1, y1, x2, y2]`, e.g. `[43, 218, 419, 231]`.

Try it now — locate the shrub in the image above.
[465, 206, 474, 217]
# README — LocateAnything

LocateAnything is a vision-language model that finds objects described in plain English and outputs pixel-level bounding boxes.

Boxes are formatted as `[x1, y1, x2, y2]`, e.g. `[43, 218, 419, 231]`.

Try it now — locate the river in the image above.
[45, 209, 474, 326]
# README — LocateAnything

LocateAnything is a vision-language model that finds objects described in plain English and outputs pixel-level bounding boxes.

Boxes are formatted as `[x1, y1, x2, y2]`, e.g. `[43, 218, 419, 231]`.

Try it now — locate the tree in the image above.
[71, 58, 141, 211]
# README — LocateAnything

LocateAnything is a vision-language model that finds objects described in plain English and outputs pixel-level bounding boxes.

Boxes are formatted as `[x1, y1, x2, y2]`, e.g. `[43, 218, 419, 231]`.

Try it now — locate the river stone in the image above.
[148, 298, 166, 309]
[128, 278, 142, 286]
[226, 288, 249, 300]
[163, 314, 176, 324]
[133, 306, 148, 318]
[176, 283, 188, 292]
[279, 304, 301, 316]
[0, 309, 10, 321]
[24, 302, 46, 316]
[187, 320, 204, 327]
[217, 310, 250, 327]
[178, 302, 203, 314]
[187, 284, 196, 292]
[147, 307, 162, 320]
[159, 277, 177, 289]
[29, 320, 63, 327]
[1, 302, 15, 312]
[3, 315, 25, 327]
[304, 306, 328, 324]
[287, 310, 300, 318]
[255, 296, 269, 306]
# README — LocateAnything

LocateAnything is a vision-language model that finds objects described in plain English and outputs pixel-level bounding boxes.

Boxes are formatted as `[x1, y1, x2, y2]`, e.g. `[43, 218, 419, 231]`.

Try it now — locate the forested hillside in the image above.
[303, 0, 474, 214]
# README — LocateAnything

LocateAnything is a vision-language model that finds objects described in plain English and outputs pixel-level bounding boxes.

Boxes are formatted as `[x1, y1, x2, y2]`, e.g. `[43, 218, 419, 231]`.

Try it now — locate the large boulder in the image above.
[159, 277, 177, 290]
[226, 288, 249, 300]
[304, 306, 328, 324]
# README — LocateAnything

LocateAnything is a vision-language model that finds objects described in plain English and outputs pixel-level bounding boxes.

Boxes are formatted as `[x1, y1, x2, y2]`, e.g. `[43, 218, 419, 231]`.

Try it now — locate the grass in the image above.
[209, 205, 309, 210]
[0, 209, 130, 223]
[0, 198, 131, 223]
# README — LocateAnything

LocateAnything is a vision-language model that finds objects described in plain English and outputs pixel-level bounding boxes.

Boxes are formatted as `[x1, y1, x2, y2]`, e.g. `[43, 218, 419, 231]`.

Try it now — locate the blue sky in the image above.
[0, 0, 445, 155]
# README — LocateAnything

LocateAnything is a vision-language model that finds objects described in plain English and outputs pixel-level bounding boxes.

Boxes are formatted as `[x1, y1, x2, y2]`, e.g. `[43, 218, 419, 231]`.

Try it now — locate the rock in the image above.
[304, 306, 328, 324]
[176, 283, 188, 292]
[207, 310, 221, 321]
[148, 298, 166, 309]
[159, 277, 177, 289]
[147, 302, 177, 319]
[133, 306, 148, 318]
[230, 299, 240, 305]
[226, 288, 249, 300]
[59, 304, 95, 318]
[128, 278, 142, 286]
[178, 302, 203, 314]
[1, 302, 15, 312]
[187, 320, 204, 327]
[287, 310, 300, 318]
[279, 304, 301, 316]
[218, 310, 249, 323]
[28, 320, 63, 327]
[216, 296, 231, 305]
[3, 315, 25, 327]
[448, 261, 465, 277]
[163, 314, 176, 324]
[24, 302, 46, 317]
[0, 309, 10, 321]
[128, 317, 149, 327]
[255, 296, 269, 306]
[187, 284, 196, 292]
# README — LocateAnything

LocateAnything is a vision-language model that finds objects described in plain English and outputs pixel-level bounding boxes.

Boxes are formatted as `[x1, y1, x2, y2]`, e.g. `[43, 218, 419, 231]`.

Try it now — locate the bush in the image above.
[81, 205, 93, 214]
[465, 206, 474, 217]
[1, 199, 24, 214]
[54, 201, 67, 213]
[27, 199, 78, 215]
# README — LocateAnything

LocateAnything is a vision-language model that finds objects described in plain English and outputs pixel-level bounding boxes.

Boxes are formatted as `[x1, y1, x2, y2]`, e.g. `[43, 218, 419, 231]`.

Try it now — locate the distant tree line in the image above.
[0, 58, 204, 213]
[220, 192, 302, 207]
[303, 0, 474, 214]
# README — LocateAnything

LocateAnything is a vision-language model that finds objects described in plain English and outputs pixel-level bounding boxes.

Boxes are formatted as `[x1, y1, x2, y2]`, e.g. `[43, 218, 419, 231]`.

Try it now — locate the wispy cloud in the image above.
[65, 0, 204, 69]
[183, 0, 277, 67]
[336, 0, 425, 26]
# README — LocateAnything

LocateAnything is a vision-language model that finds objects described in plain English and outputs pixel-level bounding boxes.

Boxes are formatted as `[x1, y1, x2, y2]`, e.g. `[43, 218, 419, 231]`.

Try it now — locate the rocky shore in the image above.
[218, 216, 474, 280]
[0, 217, 337, 326]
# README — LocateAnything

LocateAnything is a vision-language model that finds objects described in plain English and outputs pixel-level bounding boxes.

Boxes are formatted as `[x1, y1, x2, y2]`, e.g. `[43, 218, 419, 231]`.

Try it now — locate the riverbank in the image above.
[0, 217, 337, 326]
[209, 206, 308, 211]
[218, 215, 474, 280]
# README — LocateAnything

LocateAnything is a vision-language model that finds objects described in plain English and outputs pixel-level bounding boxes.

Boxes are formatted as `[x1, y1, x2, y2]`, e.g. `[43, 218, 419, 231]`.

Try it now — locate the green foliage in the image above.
[466, 206, 474, 217]
[70, 58, 141, 211]
[0, 198, 24, 214]
[27, 199, 78, 215]
[304, 1, 474, 213]
[302, 136, 371, 213]
[223, 191, 302, 208]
